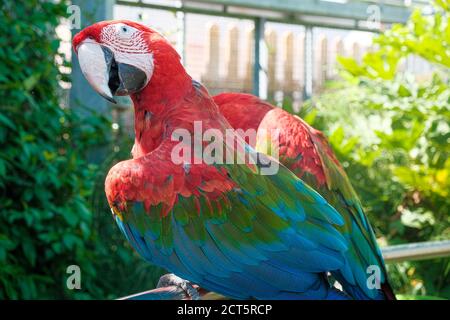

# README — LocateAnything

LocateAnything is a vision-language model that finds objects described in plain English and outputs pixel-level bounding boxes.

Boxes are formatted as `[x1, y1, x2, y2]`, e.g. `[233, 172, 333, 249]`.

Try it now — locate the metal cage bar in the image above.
[382, 239, 450, 263]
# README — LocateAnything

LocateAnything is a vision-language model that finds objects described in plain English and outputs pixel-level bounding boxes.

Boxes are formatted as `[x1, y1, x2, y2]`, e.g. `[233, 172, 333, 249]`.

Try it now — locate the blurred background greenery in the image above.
[0, 0, 165, 299]
[0, 0, 448, 299]
[287, 0, 450, 298]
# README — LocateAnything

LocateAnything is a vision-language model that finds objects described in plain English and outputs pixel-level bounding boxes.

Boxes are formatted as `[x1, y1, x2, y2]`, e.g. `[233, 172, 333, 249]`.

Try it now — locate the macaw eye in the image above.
[116, 24, 136, 39]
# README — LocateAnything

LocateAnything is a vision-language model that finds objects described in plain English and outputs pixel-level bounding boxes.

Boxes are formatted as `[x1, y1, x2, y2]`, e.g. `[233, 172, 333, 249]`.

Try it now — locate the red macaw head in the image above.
[73, 20, 178, 103]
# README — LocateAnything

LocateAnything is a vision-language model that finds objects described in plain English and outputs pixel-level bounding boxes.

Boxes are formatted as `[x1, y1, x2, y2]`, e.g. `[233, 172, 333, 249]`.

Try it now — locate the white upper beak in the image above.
[77, 39, 116, 103]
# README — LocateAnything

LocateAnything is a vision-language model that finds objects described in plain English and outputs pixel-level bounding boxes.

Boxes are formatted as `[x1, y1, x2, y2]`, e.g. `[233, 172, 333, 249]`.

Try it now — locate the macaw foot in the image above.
[157, 273, 201, 300]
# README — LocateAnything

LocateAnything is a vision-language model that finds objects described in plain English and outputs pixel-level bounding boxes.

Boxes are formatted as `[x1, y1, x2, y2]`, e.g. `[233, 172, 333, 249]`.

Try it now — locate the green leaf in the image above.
[22, 238, 37, 267]
[0, 113, 16, 131]
[62, 234, 80, 250]
[62, 210, 79, 227]
[397, 294, 446, 300]
[329, 126, 345, 146]
[398, 84, 412, 97]
[23, 74, 40, 92]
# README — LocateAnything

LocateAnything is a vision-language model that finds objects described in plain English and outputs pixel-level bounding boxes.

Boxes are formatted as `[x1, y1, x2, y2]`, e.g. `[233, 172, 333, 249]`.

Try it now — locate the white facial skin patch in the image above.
[100, 23, 154, 87]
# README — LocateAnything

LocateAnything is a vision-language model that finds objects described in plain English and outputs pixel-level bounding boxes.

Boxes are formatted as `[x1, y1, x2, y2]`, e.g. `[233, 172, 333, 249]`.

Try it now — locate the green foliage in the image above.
[0, 1, 164, 299]
[1, 0, 448, 300]
[339, 0, 450, 80]
[292, 1, 450, 299]
[88, 135, 166, 299]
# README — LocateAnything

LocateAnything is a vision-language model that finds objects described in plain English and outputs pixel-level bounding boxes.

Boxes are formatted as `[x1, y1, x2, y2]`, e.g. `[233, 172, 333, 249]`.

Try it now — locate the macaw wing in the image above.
[109, 140, 350, 299]
[306, 121, 390, 299]
[255, 108, 390, 299]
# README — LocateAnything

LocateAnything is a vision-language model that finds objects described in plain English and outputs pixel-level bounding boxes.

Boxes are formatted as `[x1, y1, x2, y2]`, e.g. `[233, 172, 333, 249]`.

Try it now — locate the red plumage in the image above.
[73, 22, 236, 216]
[215, 93, 329, 186]
[74, 21, 395, 300]
[213, 92, 396, 300]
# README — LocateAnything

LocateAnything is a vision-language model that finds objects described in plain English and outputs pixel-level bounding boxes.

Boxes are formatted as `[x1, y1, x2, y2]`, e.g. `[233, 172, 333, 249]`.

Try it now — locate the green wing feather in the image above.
[255, 110, 391, 299]
[110, 140, 352, 299]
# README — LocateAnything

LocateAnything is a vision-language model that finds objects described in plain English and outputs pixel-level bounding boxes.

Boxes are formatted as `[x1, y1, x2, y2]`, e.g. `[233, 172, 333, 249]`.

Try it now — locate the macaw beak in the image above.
[77, 39, 148, 104]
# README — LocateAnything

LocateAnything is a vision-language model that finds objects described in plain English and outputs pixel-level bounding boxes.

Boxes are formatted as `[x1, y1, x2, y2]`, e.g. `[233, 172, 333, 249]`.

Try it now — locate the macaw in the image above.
[73, 20, 394, 300]
[214, 93, 395, 300]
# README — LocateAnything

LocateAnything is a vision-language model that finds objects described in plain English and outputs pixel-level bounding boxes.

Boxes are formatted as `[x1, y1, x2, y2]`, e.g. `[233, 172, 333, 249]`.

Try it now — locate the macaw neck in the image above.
[129, 64, 225, 158]
[128, 57, 189, 157]
[132, 58, 192, 112]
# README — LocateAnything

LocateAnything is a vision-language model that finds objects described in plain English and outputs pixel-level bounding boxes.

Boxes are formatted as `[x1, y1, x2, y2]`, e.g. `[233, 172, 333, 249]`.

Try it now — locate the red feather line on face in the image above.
[73, 20, 155, 52]
[100, 24, 149, 54]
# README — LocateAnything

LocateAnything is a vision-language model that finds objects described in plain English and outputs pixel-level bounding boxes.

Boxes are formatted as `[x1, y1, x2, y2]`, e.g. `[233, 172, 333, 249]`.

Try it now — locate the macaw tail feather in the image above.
[326, 287, 352, 300]
[381, 282, 397, 300]
[341, 282, 397, 300]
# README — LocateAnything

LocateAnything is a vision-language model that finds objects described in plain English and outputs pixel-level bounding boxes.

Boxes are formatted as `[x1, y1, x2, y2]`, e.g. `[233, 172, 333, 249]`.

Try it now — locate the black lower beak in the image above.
[108, 58, 121, 97]
[115, 63, 148, 96]
[101, 46, 147, 97]
[98, 46, 117, 103]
